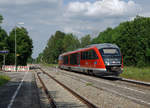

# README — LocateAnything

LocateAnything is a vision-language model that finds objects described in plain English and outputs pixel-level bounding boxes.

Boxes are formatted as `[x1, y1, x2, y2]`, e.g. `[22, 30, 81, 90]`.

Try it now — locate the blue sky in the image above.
[0, 0, 149, 58]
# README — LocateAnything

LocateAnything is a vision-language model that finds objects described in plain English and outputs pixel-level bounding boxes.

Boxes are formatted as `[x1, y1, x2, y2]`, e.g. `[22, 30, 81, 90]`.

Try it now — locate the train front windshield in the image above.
[99, 48, 121, 66]
[100, 48, 120, 56]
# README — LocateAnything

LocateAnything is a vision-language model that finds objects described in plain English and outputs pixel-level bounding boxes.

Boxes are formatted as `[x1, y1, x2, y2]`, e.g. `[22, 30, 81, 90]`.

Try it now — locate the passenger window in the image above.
[88, 50, 92, 59]
[81, 50, 98, 60]
[63, 56, 68, 64]
[92, 50, 98, 59]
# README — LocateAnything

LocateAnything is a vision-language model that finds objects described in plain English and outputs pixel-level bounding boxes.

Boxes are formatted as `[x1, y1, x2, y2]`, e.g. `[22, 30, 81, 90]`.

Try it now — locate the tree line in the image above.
[36, 31, 86, 64]
[37, 16, 150, 67]
[0, 14, 33, 67]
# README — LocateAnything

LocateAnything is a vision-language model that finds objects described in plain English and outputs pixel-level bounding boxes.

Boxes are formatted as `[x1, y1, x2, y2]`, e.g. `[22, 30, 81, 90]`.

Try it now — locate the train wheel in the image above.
[69, 67, 72, 72]
[88, 70, 95, 76]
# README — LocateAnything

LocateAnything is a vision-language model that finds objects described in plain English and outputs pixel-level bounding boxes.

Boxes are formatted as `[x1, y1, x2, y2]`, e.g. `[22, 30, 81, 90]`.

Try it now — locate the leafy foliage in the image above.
[92, 16, 150, 67]
[42, 31, 65, 64]
[0, 14, 3, 24]
[40, 31, 81, 64]
[36, 53, 43, 63]
[80, 34, 91, 48]
[7, 27, 33, 65]
[38, 16, 150, 67]
[63, 33, 80, 52]
[0, 27, 8, 66]
[0, 14, 33, 66]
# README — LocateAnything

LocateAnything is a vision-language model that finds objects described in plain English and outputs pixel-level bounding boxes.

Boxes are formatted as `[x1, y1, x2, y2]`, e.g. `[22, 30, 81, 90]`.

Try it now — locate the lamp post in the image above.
[15, 22, 24, 71]
[15, 26, 17, 71]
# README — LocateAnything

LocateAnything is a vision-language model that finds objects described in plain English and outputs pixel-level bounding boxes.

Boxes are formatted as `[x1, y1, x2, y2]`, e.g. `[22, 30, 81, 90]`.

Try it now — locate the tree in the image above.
[0, 27, 8, 67]
[36, 53, 43, 63]
[42, 31, 65, 63]
[40, 31, 81, 64]
[80, 34, 91, 48]
[0, 14, 8, 67]
[7, 27, 33, 65]
[91, 16, 150, 67]
[63, 33, 80, 52]
[92, 27, 114, 44]
[116, 16, 150, 66]
[0, 14, 3, 24]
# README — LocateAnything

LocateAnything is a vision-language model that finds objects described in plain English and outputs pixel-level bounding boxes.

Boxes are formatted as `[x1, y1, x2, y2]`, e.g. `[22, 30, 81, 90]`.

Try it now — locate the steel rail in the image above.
[36, 70, 56, 108]
[120, 78, 150, 87]
[40, 68, 98, 108]
[58, 67, 150, 87]
[33, 72, 42, 108]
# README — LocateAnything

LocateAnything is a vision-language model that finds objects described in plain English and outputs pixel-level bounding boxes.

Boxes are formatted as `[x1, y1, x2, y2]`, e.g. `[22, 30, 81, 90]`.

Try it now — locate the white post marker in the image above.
[7, 71, 28, 108]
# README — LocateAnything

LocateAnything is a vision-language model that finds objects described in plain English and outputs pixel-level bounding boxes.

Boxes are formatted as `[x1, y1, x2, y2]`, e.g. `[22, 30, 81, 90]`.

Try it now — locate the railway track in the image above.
[57, 67, 150, 87]
[36, 71, 56, 108]
[120, 78, 150, 87]
[35, 68, 98, 108]
[41, 66, 150, 107]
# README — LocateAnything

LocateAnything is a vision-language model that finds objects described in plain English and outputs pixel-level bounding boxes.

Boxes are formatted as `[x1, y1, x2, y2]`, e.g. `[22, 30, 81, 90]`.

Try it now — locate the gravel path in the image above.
[42, 66, 148, 108]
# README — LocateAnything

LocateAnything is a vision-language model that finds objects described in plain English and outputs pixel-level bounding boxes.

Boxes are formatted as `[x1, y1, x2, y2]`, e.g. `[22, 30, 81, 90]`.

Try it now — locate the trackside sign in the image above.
[0, 50, 9, 53]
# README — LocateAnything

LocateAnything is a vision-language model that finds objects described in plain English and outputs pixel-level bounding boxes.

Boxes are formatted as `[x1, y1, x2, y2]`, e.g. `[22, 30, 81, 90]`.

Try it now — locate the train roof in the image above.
[60, 43, 119, 56]
[86, 43, 119, 49]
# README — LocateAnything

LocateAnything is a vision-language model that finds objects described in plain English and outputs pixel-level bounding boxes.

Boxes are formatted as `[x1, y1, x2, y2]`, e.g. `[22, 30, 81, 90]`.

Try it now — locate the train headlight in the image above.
[104, 59, 110, 65]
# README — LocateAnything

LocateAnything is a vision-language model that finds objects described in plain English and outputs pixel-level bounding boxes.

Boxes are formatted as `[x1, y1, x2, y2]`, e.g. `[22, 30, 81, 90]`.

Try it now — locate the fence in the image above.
[2, 65, 29, 72]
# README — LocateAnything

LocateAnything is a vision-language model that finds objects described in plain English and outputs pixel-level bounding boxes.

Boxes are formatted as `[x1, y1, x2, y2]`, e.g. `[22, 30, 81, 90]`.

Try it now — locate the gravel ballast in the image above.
[42, 66, 148, 108]
[36, 71, 87, 108]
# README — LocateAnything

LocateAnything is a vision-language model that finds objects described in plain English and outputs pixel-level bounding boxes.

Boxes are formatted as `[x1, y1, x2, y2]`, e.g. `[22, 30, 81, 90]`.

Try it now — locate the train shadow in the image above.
[63, 69, 122, 81]
[98, 76, 122, 81]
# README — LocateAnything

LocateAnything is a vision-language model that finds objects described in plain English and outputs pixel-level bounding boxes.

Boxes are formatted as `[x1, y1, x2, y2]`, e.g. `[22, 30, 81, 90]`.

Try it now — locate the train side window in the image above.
[70, 53, 79, 65]
[70, 54, 73, 65]
[84, 52, 86, 60]
[92, 50, 98, 59]
[83, 52, 86, 60]
[81, 51, 91, 60]
[85, 51, 88, 60]
[87, 51, 90, 59]
[88, 50, 93, 59]
[63, 56, 68, 64]
[81, 52, 84, 60]
[81, 50, 98, 60]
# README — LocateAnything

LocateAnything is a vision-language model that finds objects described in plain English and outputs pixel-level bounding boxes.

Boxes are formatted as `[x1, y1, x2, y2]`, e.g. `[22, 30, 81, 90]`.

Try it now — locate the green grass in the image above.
[0, 75, 10, 86]
[42, 63, 58, 67]
[120, 66, 150, 82]
[86, 82, 93, 86]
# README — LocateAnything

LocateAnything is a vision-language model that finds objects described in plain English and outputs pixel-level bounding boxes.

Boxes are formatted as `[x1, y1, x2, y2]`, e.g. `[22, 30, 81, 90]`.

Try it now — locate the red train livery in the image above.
[58, 43, 123, 76]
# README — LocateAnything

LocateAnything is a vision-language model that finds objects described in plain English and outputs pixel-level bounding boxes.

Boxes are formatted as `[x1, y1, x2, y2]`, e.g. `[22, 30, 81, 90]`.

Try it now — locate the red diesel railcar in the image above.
[58, 43, 123, 76]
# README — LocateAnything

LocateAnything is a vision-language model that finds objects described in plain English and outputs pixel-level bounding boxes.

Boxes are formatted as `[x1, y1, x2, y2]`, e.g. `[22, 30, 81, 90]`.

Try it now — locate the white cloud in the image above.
[63, 26, 83, 36]
[67, 0, 141, 17]
[0, 0, 145, 58]
[140, 12, 150, 17]
[0, 0, 60, 5]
